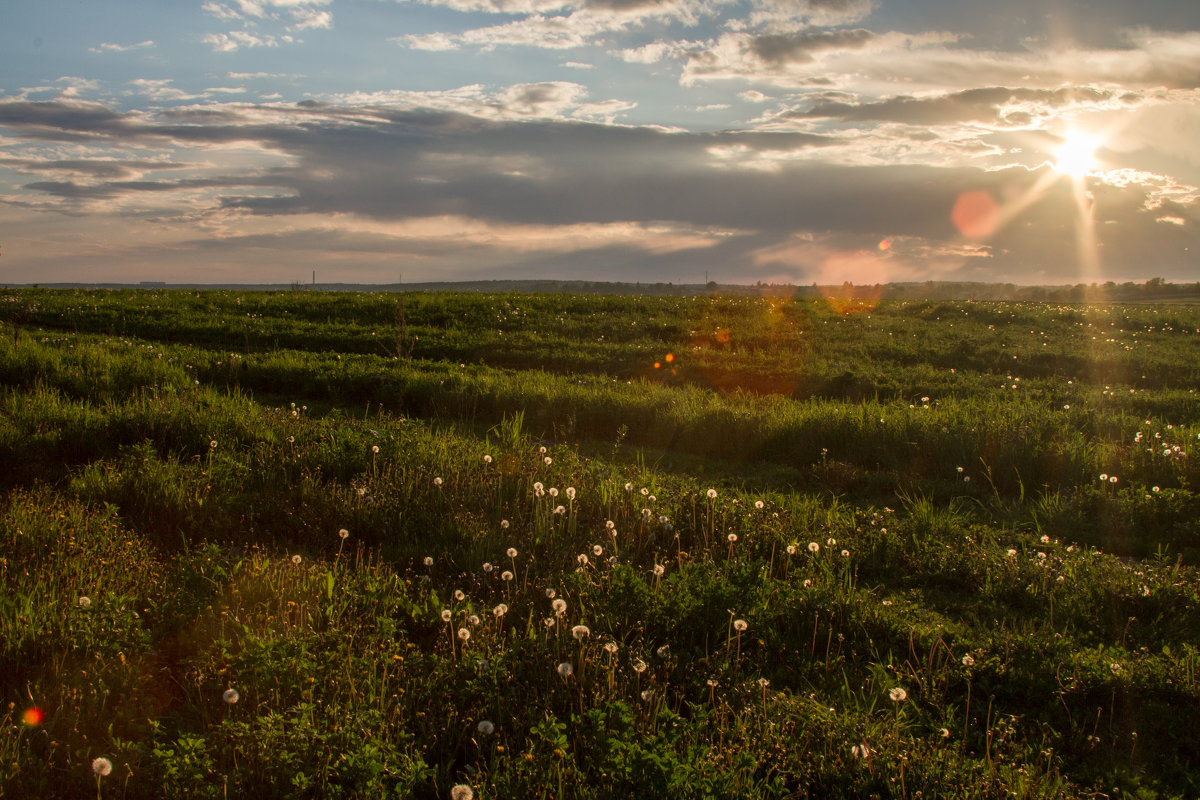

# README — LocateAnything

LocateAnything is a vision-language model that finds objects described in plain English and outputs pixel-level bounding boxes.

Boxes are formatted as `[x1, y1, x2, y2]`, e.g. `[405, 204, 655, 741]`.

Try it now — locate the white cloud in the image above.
[89, 40, 156, 54]
[129, 79, 204, 102]
[290, 8, 333, 29]
[203, 31, 283, 52]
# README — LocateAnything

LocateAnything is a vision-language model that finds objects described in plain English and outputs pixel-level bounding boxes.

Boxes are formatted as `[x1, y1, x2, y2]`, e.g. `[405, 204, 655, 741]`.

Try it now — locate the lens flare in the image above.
[22, 707, 43, 726]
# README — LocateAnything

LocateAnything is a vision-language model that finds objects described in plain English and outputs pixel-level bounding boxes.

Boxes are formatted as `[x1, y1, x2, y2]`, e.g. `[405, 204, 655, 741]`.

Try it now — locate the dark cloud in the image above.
[750, 29, 876, 65]
[0, 158, 188, 179]
[789, 86, 1119, 126]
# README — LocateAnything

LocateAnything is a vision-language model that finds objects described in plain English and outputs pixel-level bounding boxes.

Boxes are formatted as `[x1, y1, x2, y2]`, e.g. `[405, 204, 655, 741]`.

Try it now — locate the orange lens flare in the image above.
[951, 191, 999, 239]
[22, 707, 44, 726]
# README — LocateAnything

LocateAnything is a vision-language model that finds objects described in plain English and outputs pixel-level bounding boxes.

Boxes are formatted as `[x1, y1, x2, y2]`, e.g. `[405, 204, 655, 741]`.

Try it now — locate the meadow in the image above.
[2, 287, 1199, 799]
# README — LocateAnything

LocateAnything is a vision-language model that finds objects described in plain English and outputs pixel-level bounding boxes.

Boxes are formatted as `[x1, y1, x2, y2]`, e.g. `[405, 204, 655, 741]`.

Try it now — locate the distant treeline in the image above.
[7, 276, 1199, 301]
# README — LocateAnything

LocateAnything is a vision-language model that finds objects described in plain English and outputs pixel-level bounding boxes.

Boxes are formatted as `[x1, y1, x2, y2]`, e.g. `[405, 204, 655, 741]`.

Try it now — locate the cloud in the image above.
[129, 79, 205, 102]
[203, 31, 285, 51]
[89, 40, 156, 54]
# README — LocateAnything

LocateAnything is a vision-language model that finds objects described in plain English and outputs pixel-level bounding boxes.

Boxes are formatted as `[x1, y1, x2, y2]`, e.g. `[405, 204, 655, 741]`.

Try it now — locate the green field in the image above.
[2, 287, 1199, 798]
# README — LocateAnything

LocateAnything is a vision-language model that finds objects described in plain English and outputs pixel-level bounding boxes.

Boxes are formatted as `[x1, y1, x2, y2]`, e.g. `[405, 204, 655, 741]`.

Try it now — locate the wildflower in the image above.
[755, 500, 764, 509]
[557, 662, 573, 677]
[549, 487, 559, 497]
[441, 609, 452, 623]
[554, 505, 566, 514]
[727, 533, 737, 543]
[450, 785, 474, 800]
[467, 615, 480, 626]
[371, 445, 379, 454]
[545, 588, 557, 599]
[493, 604, 508, 618]
[424, 556, 434, 567]
[210, 440, 218, 449]
[78, 596, 91, 609]
[92, 757, 113, 777]
[482, 562, 493, 573]
[458, 628, 471, 641]
[653, 563, 665, 577]
[640, 689, 653, 701]
[577, 554, 589, 566]
[733, 619, 748, 632]
[706, 488, 717, 499]
[808, 542, 820, 553]
[552, 598, 567, 616]
[592, 544, 603, 556]
[605, 520, 616, 530]
[571, 625, 591, 640]
[624, 482, 633, 491]
[223, 688, 239, 704]
[632, 658, 648, 673]
[962, 654, 975, 667]
[539, 446, 547, 455]
[604, 642, 618, 654]
[565, 487, 576, 500]
[477, 720, 495, 736]
[841, 549, 849, 557]
[338, 528, 349, 539]
[544, 457, 552, 466]
[889, 687, 907, 702]
[500, 570, 513, 582]
[506, 547, 518, 558]
[484, 455, 492, 464]
[454, 589, 465, 601]
[291, 555, 302, 565]
[434, 477, 443, 486]
[500, 519, 510, 529]
[786, 545, 796, 555]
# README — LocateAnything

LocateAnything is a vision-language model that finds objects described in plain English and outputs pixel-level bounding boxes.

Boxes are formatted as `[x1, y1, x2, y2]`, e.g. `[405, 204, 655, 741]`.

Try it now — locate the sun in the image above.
[1053, 131, 1100, 177]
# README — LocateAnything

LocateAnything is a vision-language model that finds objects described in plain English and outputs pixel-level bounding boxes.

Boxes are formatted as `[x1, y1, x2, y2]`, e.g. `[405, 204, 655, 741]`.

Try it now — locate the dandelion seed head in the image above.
[962, 654, 975, 667]
[338, 528, 349, 539]
[605, 519, 616, 530]
[625, 482, 633, 491]
[656, 644, 670, 658]
[706, 488, 717, 499]
[483, 455, 492, 464]
[482, 562, 493, 573]
[433, 476, 443, 486]
[501, 570, 513, 581]
[727, 533, 737, 543]
[653, 563, 665, 577]
[808, 542, 820, 553]
[841, 549, 850, 557]
[545, 588, 557, 599]
[458, 628, 471, 641]
[554, 505, 565, 514]
[571, 625, 590, 640]
[467, 615, 480, 626]
[733, 619, 748, 632]
[755, 500, 764, 509]
[223, 688, 239, 704]
[632, 658, 648, 673]
[493, 604, 508, 617]
[786, 545, 796, 555]
[291, 555, 302, 565]
[210, 440, 218, 449]
[544, 457, 552, 465]
[604, 641, 618, 654]
[450, 784, 474, 800]
[565, 487, 576, 500]
[454, 589, 465, 601]
[92, 757, 113, 777]
[552, 598, 567, 615]
[424, 556, 434, 567]
[441, 609, 452, 622]
[78, 596, 91, 608]
[577, 553, 589, 566]
[640, 689, 653, 701]
[889, 687, 907, 702]
[592, 544, 603, 556]
[557, 661, 573, 677]
[500, 519, 510, 529]
[549, 487, 559, 497]
[506, 547, 518, 558]
[758, 677, 770, 688]
[476, 720, 495, 736]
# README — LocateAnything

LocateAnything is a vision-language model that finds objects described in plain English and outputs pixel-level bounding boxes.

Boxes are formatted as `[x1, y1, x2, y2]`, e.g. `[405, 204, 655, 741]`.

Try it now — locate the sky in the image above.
[2, 0, 1199, 286]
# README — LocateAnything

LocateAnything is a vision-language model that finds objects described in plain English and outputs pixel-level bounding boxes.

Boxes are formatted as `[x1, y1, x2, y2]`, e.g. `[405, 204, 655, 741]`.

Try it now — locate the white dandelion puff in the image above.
[889, 687, 907, 702]
[476, 720, 494, 736]
[92, 757, 113, 777]
[571, 625, 590, 640]
[557, 662, 573, 677]
[223, 688, 239, 704]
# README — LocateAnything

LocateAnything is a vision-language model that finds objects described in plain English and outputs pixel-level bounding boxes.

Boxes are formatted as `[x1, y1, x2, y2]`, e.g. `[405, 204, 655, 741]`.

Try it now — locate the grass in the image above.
[1, 287, 1199, 798]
